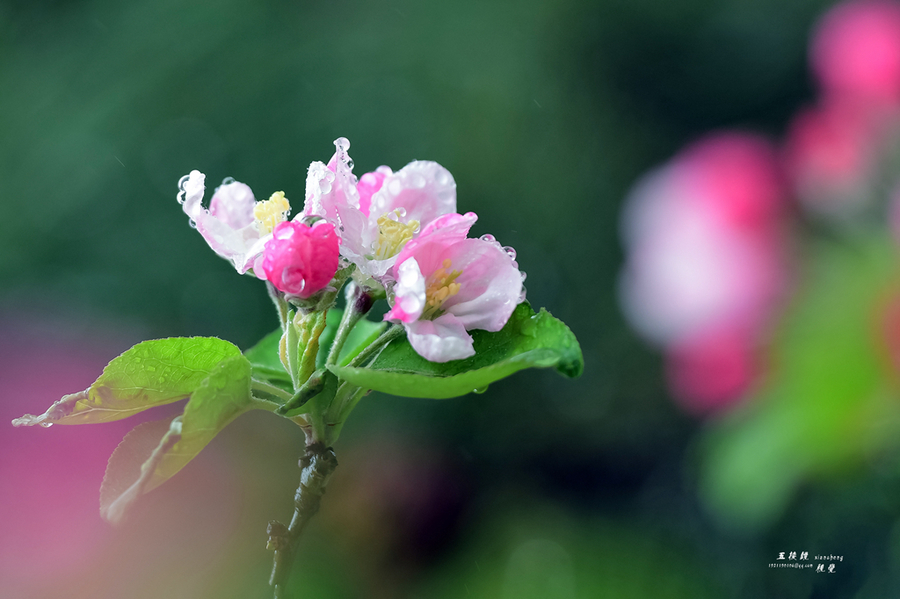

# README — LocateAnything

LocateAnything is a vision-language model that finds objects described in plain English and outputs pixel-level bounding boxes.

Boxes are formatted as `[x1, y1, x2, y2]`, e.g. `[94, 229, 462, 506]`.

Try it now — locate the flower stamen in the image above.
[254, 191, 291, 234]
[374, 210, 419, 260]
[422, 259, 462, 319]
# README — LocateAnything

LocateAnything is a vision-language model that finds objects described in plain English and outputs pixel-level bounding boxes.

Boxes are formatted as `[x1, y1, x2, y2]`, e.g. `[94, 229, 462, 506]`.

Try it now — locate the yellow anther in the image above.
[375, 212, 419, 260]
[422, 260, 463, 319]
[254, 191, 291, 234]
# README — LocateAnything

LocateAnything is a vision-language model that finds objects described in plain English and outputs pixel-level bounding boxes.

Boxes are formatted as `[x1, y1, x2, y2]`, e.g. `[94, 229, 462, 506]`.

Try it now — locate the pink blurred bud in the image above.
[812, 0, 900, 105]
[665, 326, 759, 414]
[784, 99, 877, 211]
[261, 221, 340, 297]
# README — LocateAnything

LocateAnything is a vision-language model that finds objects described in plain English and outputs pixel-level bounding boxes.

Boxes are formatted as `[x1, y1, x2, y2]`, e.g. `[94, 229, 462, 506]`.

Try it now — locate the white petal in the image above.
[384, 258, 426, 323]
[405, 313, 474, 362]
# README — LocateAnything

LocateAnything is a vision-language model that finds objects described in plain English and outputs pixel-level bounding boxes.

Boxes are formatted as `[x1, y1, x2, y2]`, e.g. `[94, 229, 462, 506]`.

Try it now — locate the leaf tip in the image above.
[11, 389, 88, 427]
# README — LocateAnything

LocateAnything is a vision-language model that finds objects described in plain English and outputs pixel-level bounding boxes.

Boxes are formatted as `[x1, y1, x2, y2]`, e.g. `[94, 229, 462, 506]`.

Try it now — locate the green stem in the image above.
[325, 282, 373, 366]
[268, 443, 338, 599]
[345, 324, 405, 369]
[251, 378, 293, 403]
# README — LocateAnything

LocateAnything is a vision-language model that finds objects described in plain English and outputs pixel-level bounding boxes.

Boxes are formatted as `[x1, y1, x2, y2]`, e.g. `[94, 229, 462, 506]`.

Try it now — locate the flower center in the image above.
[254, 191, 291, 234]
[374, 211, 419, 260]
[422, 259, 462, 319]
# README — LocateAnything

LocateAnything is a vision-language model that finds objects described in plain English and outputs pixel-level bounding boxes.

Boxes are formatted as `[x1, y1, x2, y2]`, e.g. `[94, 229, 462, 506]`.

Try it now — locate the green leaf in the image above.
[100, 354, 260, 523]
[12, 337, 242, 427]
[244, 309, 387, 392]
[328, 303, 582, 399]
[244, 329, 292, 387]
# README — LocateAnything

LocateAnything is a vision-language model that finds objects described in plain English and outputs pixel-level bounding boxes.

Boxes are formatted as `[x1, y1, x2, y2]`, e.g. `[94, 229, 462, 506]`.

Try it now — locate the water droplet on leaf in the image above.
[473, 386, 489, 394]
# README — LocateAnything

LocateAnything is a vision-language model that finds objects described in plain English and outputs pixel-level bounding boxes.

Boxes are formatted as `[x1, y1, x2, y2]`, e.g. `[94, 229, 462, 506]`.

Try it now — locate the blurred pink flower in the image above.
[384, 212, 525, 362]
[811, 0, 900, 106]
[621, 133, 788, 346]
[620, 132, 790, 411]
[304, 138, 457, 283]
[261, 220, 341, 298]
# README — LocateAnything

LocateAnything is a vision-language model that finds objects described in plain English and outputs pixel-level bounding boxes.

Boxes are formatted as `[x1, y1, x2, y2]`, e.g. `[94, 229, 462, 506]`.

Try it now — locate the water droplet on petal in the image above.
[334, 137, 350, 151]
[503, 246, 517, 260]
[189, 219, 197, 229]
[346, 159, 354, 170]
[395, 207, 407, 218]
[39, 422, 53, 428]
[480, 234, 496, 243]
[221, 176, 236, 186]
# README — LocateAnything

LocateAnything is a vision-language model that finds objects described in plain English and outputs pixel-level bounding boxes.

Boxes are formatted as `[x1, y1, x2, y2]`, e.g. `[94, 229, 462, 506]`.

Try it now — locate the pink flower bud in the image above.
[261, 221, 340, 298]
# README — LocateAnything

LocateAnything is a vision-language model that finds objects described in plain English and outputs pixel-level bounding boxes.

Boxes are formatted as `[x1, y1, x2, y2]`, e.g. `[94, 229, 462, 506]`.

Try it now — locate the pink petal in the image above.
[404, 313, 475, 362]
[357, 166, 391, 217]
[178, 170, 264, 271]
[209, 180, 255, 229]
[369, 161, 456, 227]
[442, 238, 524, 332]
[303, 138, 360, 223]
[392, 212, 477, 279]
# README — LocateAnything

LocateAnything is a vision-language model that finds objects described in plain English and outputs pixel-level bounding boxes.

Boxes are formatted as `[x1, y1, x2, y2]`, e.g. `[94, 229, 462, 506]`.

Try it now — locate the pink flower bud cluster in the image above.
[179, 138, 525, 362]
[621, 0, 900, 415]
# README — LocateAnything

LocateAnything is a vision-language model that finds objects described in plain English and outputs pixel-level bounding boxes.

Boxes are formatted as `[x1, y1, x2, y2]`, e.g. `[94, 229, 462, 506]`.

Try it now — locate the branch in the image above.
[267, 443, 339, 598]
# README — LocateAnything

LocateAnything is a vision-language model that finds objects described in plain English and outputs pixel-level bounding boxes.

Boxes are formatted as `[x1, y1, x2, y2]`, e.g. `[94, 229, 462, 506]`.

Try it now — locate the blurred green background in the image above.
[2, 0, 894, 597]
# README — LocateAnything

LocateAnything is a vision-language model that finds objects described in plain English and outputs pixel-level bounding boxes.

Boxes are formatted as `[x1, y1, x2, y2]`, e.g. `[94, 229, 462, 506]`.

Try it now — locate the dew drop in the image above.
[436, 170, 450, 186]
[189, 219, 197, 229]
[178, 174, 191, 193]
[480, 234, 496, 243]
[39, 422, 53, 428]
[395, 207, 407, 218]
[346, 159, 354, 170]
[408, 173, 426, 189]
[503, 246, 517, 260]
[334, 137, 350, 151]
[221, 176, 236, 186]
[473, 385, 489, 394]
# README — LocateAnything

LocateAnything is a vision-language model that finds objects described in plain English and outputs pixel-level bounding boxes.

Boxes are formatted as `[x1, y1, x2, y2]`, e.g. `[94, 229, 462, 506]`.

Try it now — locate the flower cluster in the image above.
[179, 138, 525, 362]
[620, 0, 900, 414]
